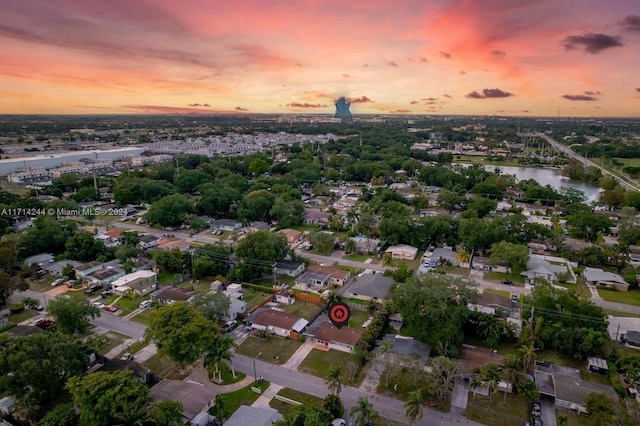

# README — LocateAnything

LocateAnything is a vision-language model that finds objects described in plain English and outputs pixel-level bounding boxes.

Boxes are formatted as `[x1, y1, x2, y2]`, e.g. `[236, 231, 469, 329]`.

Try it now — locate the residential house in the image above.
[74, 259, 120, 278]
[151, 287, 195, 304]
[583, 267, 629, 292]
[626, 331, 640, 348]
[524, 256, 567, 283]
[528, 239, 557, 255]
[86, 266, 126, 288]
[225, 405, 282, 426]
[277, 228, 303, 243]
[249, 309, 308, 338]
[385, 244, 419, 260]
[23, 253, 54, 267]
[349, 236, 381, 254]
[303, 209, 330, 225]
[226, 295, 247, 321]
[210, 219, 242, 232]
[111, 270, 157, 296]
[42, 259, 81, 276]
[295, 270, 330, 292]
[535, 360, 618, 414]
[0, 396, 15, 417]
[422, 246, 459, 268]
[87, 358, 156, 385]
[333, 197, 358, 210]
[628, 245, 640, 267]
[138, 234, 160, 249]
[344, 274, 394, 302]
[313, 323, 363, 353]
[504, 187, 525, 201]
[380, 334, 431, 359]
[274, 260, 305, 277]
[149, 380, 216, 425]
[274, 289, 295, 305]
[307, 264, 351, 287]
[245, 221, 273, 233]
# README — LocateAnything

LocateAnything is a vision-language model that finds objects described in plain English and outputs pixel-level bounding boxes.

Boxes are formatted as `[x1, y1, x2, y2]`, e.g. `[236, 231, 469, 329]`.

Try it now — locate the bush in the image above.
[9, 303, 25, 314]
[609, 369, 627, 399]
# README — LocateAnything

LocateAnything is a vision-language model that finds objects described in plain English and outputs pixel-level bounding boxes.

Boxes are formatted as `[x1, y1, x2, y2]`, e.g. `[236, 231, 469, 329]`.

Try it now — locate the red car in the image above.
[102, 305, 118, 313]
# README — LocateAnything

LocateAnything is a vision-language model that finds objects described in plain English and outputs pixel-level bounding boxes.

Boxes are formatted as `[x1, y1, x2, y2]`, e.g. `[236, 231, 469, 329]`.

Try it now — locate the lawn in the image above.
[26, 275, 59, 293]
[556, 409, 586, 426]
[207, 364, 246, 385]
[483, 289, 511, 299]
[119, 339, 148, 357]
[464, 391, 530, 426]
[269, 387, 324, 416]
[278, 299, 323, 318]
[96, 330, 131, 355]
[115, 295, 147, 315]
[558, 279, 591, 298]
[348, 310, 371, 328]
[439, 265, 470, 276]
[213, 380, 270, 418]
[142, 354, 183, 380]
[131, 308, 153, 325]
[7, 309, 37, 324]
[297, 348, 359, 384]
[157, 272, 178, 285]
[483, 272, 525, 285]
[597, 288, 640, 306]
[176, 279, 211, 296]
[244, 287, 274, 311]
[235, 334, 302, 365]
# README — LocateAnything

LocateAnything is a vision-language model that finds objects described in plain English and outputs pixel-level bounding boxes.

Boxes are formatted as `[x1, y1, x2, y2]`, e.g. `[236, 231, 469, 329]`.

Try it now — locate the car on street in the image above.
[221, 320, 237, 333]
[501, 279, 513, 285]
[103, 305, 118, 313]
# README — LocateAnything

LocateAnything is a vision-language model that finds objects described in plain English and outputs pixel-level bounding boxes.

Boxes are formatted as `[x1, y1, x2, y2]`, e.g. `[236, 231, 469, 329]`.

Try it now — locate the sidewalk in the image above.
[186, 364, 254, 393]
[251, 383, 284, 407]
[280, 338, 314, 370]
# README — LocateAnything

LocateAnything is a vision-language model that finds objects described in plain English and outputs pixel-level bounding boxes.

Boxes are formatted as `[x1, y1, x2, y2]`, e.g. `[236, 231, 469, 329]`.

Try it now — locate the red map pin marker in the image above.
[329, 302, 350, 329]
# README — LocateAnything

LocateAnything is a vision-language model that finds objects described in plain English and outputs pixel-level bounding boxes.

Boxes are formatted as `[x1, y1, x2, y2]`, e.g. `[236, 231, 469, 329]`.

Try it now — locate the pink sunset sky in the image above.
[1, 0, 640, 117]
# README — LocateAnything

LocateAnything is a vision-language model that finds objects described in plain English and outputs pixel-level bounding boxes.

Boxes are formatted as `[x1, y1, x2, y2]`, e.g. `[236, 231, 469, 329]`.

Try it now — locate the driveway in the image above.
[540, 399, 557, 426]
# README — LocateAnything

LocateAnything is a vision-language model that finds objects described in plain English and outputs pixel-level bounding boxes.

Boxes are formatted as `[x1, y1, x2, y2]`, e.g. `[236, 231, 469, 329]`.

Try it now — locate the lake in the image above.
[456, 164, 603, 202]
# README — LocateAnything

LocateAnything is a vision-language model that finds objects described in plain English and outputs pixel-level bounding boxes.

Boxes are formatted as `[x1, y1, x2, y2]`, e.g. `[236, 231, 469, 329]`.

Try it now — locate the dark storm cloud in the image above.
[620, 15, 640, 32]
[562, 33, 623, 54]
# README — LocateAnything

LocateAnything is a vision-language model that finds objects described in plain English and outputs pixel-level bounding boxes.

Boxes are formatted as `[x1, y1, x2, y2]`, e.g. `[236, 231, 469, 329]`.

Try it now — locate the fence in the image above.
[274, 394, 302, 405]
[346, 301, 368, 312]
[292, 292, 323, 304]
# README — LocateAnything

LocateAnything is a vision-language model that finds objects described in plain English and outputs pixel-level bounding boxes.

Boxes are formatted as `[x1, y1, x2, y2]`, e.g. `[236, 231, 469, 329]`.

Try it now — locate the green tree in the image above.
[566, 206, 613, 242]
[198, 183, 241, 218]
[64, 230, 109, 262]
[274, 404, 332, 426]
[146, 194, 195, 227]
[148, 400, 184, 426]
[21, 297, 40, 310]
[350, 397, 378, 426]
[405, 389, 424, 425]
[308, 231, 336, 254]
[0, 332, 90, 408]
[325, 365, 343, 395]
[39, 403, 79, 426]
[237, 190, 276, 223]
[145, 302, 217, 375]
[270, 198, 305, 228]
[344, 238, 358, 254]
[48, 293, 101, 334]
[489, 241, 529, 274]
[62, 263, 77, 280]
[500, 355, 522, 405]
[235, 230, 289, 262]
[213, 394, 227, 422]
[191, 292, 231, 322]
[323, 394, 345, 419]
[475, 363, 501, 407]
[66, 371, 150, 426]
[204, 335, 236, 381]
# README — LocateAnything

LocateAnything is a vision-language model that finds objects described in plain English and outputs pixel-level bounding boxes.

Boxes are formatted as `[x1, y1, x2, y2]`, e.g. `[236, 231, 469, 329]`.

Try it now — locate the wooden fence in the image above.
[292, 292, 323, 304]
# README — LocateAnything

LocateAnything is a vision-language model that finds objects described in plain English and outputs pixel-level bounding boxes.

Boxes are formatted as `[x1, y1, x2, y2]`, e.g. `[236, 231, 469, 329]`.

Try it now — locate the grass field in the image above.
[142, 354, 183, 380]
[597, 288, 640, 306]
[7, 309, 37, 324]
[297, 348, 357, 381]
[348, 310, 371, 328]
[235, 334, 302, 365]
[558, 277, 592, 298]
[269, 387, 324, 416]
[343, 254, 378, 263]
[483, 289, 511, 299]
[244, 287, 273, 311]
[465, 391, 530, 426]
[213, 380, 270, 418]
[115, 295, 148, 315]
[26, 275, 60, 293]
[96, 330, 131, 355]
[483, 272, 525, 285]
[278, 299, 323, 318]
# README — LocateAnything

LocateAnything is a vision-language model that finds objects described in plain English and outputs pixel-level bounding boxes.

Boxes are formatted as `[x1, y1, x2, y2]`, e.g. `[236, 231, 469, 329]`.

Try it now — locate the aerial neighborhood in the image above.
[2, 114, 640, 425]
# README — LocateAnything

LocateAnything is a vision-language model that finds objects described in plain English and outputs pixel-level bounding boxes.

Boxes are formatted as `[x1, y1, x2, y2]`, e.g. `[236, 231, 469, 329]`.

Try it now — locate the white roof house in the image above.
[111, 270, 157, 295]
[385, 244, 419, 260]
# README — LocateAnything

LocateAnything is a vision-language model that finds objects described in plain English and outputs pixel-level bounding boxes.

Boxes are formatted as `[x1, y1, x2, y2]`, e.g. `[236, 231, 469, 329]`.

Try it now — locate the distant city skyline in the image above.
[1, 1, 640, 117]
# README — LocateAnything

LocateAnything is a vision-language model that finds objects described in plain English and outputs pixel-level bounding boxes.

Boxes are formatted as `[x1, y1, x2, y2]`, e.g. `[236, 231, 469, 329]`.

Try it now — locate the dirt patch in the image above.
[460, 345, 502, 373]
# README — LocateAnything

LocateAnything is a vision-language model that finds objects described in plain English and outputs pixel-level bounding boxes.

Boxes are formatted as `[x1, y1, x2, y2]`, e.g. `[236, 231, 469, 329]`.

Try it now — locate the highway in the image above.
[524, 132, 640, 192]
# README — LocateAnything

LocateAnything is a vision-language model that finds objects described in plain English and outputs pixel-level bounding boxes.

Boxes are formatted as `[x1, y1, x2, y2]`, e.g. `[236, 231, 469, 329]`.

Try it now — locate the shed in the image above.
[587, 357, 608, 375]
[0, 396, 15, 416]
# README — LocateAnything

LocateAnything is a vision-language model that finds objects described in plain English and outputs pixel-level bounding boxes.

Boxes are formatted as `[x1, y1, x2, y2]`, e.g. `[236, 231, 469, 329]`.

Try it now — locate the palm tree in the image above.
[500, 355, 522, 406]
[351, 397, 378, 426]
[344, 238, 357, 254]
[346, 209, 360, 232]
[204, 335, 236, 381]
[366, 299, 377, 315]
[380, 253, 394, 267]
[519, 343, 536, 374]
[405, 389, 424, 424]
[558, 415, 568, 426]
[456, 248, 471, 266]
[325, 365, 343, 395]
[477, 313, 502, 340]
[475, 363, 501, 407]
[214, 395, 227, 422]
[327, 291, 342, 306]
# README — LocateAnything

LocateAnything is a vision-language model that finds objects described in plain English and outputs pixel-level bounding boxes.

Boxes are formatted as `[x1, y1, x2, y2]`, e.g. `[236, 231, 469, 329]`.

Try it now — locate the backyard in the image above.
[278, 299, 323, 318]
[235, 334, 302, 365]
[244, 287, 274, 312]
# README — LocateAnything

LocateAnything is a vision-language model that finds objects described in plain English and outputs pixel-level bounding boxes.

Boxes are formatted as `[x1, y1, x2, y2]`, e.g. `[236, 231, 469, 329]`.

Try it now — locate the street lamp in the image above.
[253, 351, 263, 382]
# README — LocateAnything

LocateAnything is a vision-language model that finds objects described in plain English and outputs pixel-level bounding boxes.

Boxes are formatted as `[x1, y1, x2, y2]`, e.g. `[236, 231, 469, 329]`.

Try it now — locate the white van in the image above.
[139, 300, 152, 309]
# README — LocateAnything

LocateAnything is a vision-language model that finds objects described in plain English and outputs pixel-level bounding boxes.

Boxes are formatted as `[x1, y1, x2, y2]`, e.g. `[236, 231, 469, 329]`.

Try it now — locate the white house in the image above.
[226, 295, 247, 321]
[111, 270, 157, 296]
[385, 244, 419, 260]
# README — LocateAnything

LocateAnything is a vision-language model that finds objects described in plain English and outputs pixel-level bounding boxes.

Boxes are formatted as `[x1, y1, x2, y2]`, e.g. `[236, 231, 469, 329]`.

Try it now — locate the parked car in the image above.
[101, 291, 114, 299]
[139, 300, 152, 309]
[121, 352, 134, 361]
[221, 320, 237, 333]
[501, 279, 513, 285]
[332, 420, 346, 426]
[93, 302, 105, 309]
[511, 294, 519, 303]
[532, 402, 541, 417]
[103, 305, 118, 313]
[51, 278, 64, 287]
